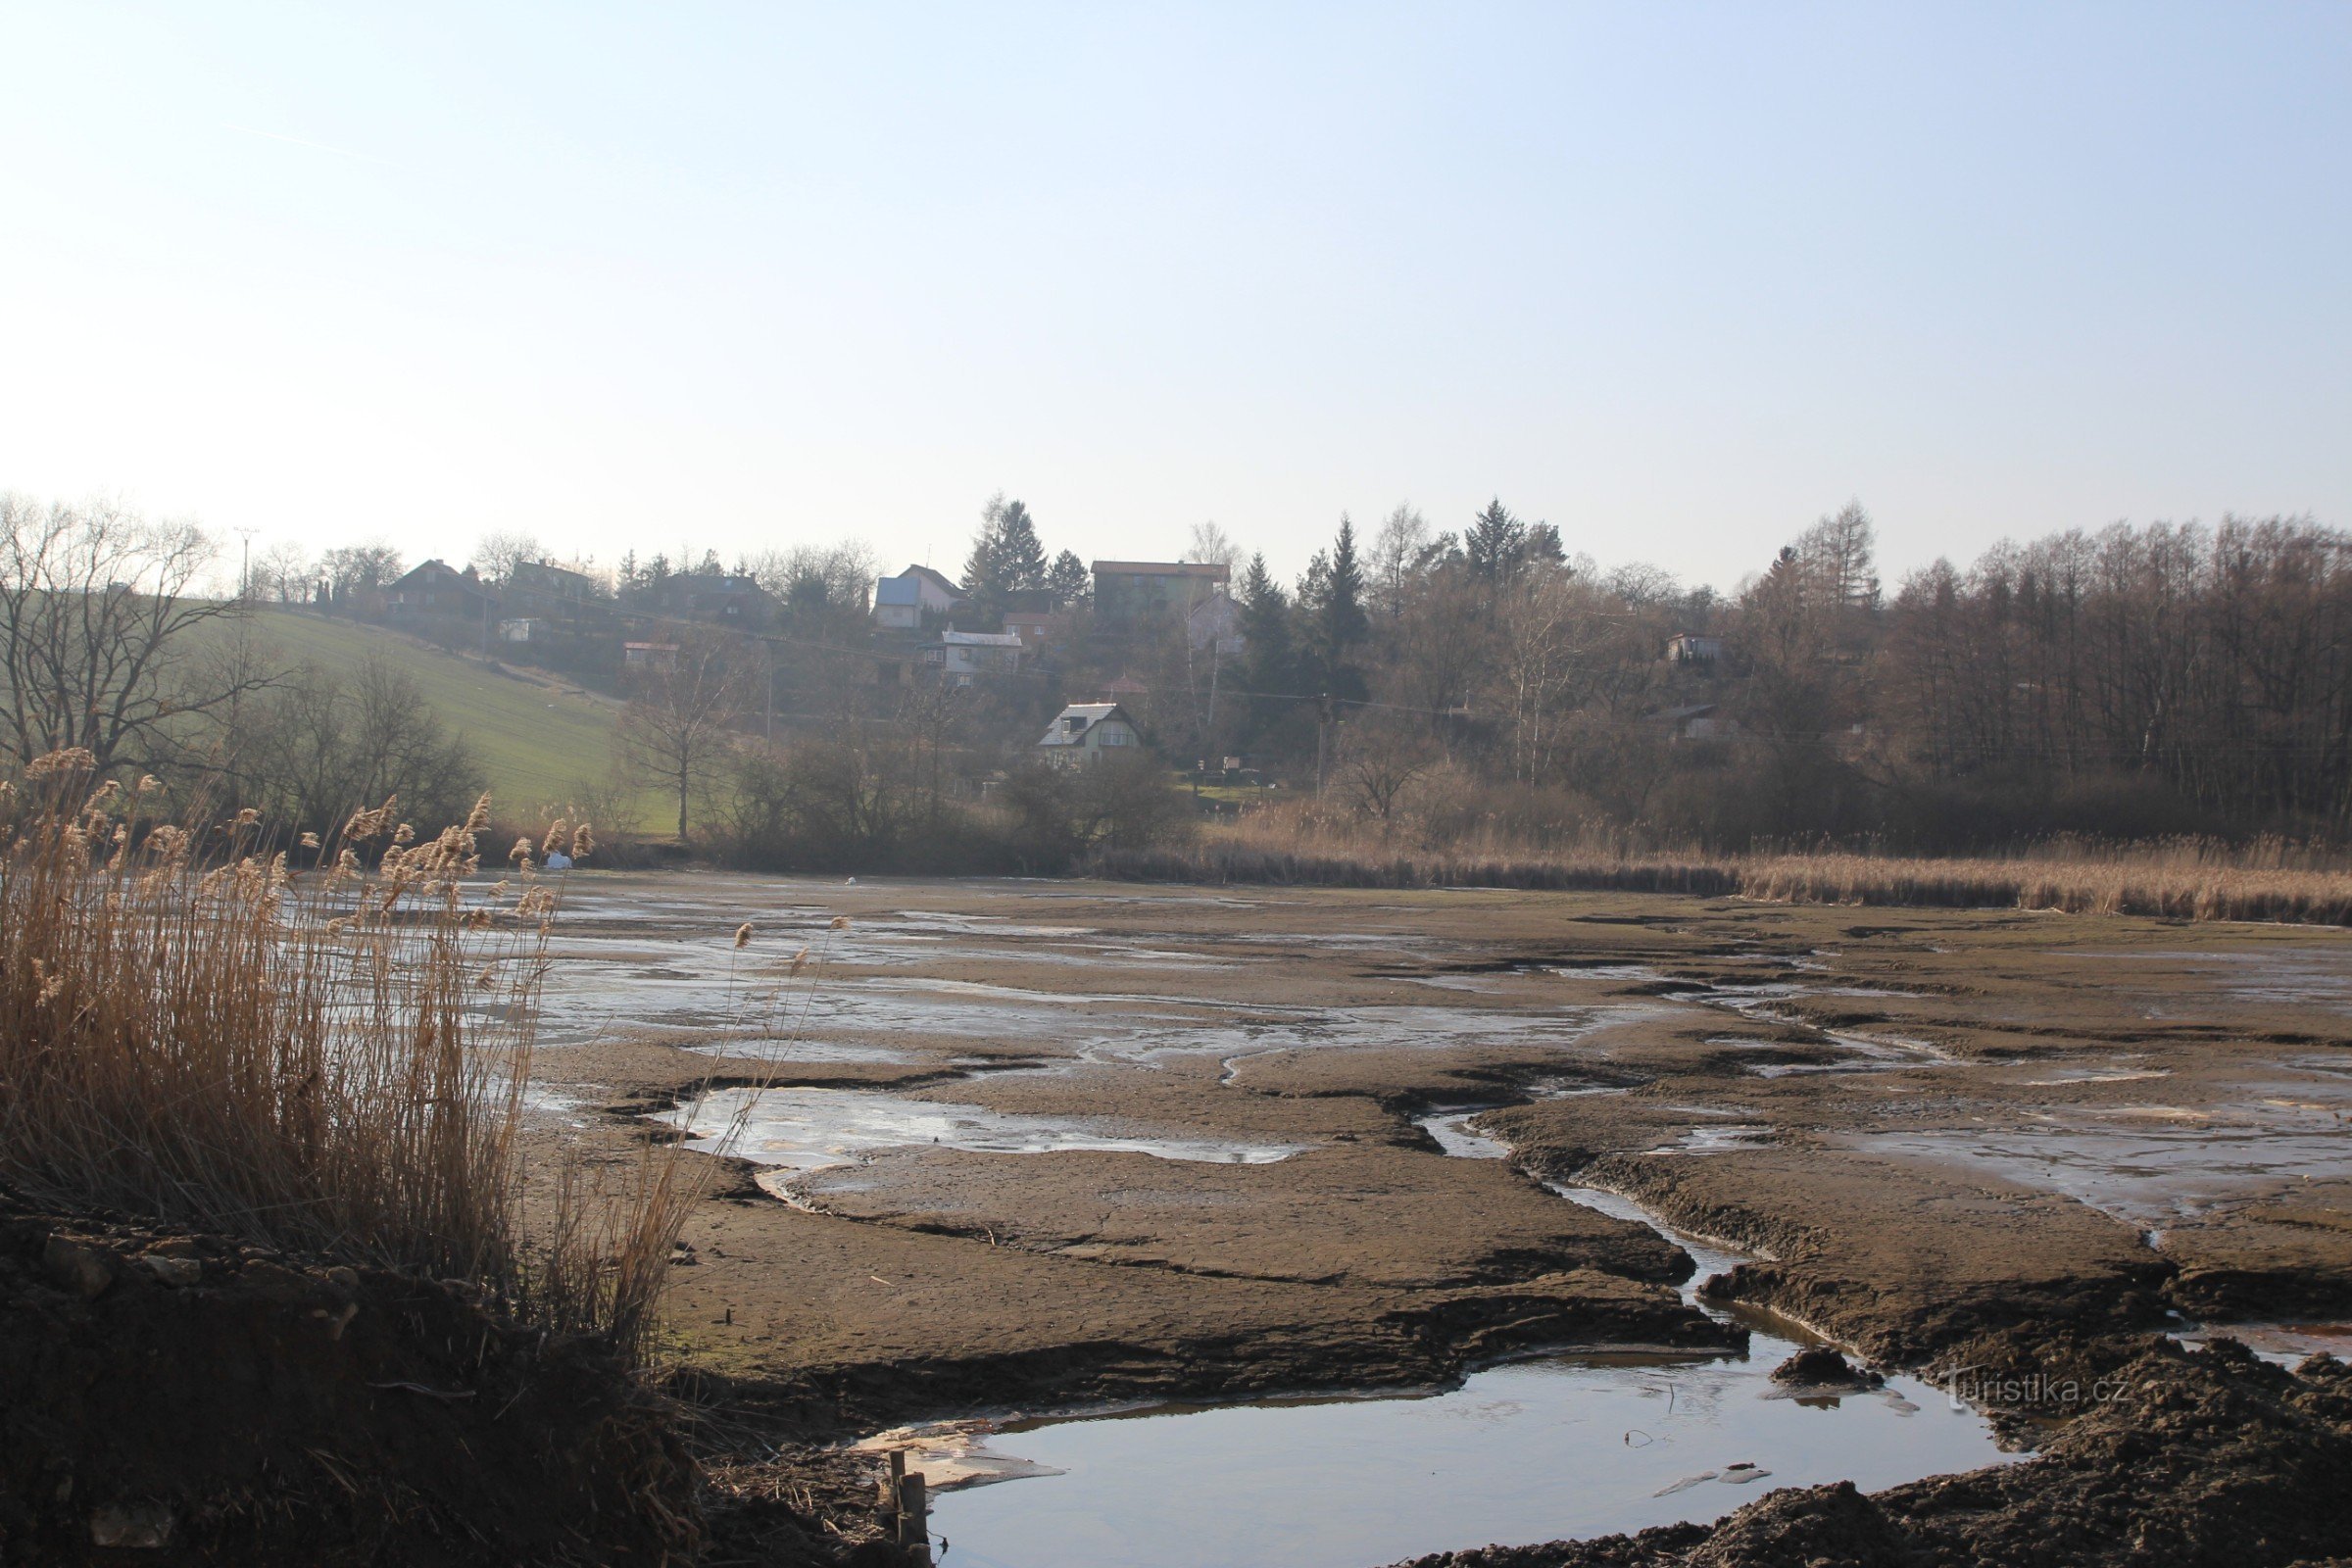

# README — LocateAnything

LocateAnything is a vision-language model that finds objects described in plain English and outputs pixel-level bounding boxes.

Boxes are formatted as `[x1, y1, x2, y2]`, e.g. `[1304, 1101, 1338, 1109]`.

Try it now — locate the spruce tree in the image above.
[1046, 549, 1090, 607]
[1310, 515, 1368, 702]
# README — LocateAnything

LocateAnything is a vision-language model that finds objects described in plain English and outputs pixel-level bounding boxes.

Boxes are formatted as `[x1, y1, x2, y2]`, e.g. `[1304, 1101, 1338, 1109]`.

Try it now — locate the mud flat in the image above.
[526, 870, 2352, 1563]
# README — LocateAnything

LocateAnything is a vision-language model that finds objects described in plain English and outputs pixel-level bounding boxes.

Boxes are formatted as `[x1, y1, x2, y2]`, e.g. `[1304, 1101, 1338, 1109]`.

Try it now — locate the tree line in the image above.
[9, 484, 2351, 863]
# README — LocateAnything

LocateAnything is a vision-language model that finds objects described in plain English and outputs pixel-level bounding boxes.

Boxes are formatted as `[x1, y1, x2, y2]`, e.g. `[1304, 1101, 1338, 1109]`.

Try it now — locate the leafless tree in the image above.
[471, 530, 545, 587]
[1367, 504, 1431, 619]
[256, 540, 315, 604]
[1340, 717, 1436, 824]
[618, 640, 744, 839]
[1184, 521, 1240, 570]
[318, 542, 404, 599]
[0, 494, 276, 775]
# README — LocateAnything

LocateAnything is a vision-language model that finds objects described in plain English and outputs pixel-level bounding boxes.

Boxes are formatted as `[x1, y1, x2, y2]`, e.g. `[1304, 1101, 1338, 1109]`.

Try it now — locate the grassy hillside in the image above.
[218, 609, 669, 833]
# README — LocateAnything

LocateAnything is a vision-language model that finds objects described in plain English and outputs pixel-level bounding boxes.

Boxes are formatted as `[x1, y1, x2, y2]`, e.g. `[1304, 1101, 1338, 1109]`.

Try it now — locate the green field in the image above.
[215, 610, 670, 832]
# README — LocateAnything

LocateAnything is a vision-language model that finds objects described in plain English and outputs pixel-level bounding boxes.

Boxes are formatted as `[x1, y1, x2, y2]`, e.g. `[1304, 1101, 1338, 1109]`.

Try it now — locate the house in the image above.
[623, 641, 679, 672]
[496, 617, 543, 643]
[644, 571, 776, 628]
[506, 560, 603, 619]
[385, 560, 498, 621]
[1003, 609, 1062, 651]
[921, 628, 1024, 686]
[1092, 561, 1229, 625]
[1657, 702, 1737, 740]
[1186, 591, 1246, 656]
[873, 564, 965, 631]
[1037, 703, 1141, 765]
[1666, 632, 1724, 664]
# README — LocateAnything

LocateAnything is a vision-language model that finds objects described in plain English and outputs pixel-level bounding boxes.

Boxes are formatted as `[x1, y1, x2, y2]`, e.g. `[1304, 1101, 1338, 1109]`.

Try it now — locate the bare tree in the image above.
[1368, 503, 1431, 618]
[471, 530, 545, 587]
[1184, 521, 1240, 570]
[256, 540, 314, 604]
[318, 542, 404, 600]
[1340, 717, 1436, 825]
[0, 494, 275, 775]
[617, 641, 743, 839]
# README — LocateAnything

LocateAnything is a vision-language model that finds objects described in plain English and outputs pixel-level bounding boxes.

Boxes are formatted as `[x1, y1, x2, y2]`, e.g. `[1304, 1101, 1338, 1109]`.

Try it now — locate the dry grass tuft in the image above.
[0, 753, 696, 1361]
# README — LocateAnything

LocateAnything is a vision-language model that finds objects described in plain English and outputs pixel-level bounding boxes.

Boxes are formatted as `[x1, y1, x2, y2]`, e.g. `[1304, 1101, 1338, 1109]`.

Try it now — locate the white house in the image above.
[873, 564, 964, 631]
[923, 628, 1024, 686]
[1186, 591, 1246, 656]
[1037, 703, 1140, 765]
[496, 617, 543, 644]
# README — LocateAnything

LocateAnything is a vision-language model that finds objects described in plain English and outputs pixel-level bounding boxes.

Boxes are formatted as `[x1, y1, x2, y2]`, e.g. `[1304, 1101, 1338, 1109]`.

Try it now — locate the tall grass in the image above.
[0, 749, 694, 1361]
[1095, 800, 2352, 925]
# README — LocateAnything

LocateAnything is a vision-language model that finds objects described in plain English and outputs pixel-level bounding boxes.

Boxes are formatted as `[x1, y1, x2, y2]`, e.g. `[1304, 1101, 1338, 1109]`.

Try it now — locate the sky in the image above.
[2, 3, 2347, 595]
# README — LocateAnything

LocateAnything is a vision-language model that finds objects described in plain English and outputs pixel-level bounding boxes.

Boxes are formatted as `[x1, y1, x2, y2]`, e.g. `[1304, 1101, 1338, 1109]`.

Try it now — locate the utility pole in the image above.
[234, 527, 258, 602]
[1315, 693, 1333, 793]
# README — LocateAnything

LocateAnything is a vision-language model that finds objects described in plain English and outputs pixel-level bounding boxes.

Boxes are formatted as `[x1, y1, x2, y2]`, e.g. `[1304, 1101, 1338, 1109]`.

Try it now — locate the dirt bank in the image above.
[0, 1192, 700, 1566]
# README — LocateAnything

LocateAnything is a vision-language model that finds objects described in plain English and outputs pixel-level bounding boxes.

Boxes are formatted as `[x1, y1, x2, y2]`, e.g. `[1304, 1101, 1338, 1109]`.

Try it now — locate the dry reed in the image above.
[0, 750, 692, 1361]
[1099, 803, 2352, 925]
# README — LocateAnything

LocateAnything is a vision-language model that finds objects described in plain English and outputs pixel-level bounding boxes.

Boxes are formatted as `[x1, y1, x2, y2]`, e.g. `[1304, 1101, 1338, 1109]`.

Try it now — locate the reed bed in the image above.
[0, 749, 697, 1361]
[1096, 808, 2352, 925]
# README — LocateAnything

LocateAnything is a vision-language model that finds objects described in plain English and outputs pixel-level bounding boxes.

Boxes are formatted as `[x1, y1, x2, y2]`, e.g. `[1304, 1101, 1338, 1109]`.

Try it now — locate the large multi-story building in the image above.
[1091, 560, 1229, 625]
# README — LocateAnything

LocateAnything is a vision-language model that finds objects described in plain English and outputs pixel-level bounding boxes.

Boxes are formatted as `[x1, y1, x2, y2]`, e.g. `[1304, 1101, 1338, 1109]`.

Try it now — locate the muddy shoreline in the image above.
[20, 869, 2344, 1562]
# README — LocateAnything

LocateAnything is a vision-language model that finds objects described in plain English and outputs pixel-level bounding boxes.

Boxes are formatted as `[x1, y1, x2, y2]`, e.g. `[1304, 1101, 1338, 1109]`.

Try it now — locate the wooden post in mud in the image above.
[897, 1471, 930, 1564]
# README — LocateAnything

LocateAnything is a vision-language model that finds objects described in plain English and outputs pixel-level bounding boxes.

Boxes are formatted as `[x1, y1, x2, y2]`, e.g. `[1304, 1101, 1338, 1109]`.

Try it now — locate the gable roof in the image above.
[1037, 702, 1134, 748]
[901, 564, 964, 597]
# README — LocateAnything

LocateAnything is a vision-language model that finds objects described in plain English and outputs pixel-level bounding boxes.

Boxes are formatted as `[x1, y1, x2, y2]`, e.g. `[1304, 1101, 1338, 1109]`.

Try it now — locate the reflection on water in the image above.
[927, 1324, 2007, 1568]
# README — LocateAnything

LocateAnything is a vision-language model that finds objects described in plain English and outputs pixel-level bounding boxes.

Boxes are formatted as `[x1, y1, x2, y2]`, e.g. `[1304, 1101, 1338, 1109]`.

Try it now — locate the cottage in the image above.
[1186, 591, 1246, 655]
[873, 564, 965, 631]
[1656, 702, 1736, 740]
[1036, 703, 1141, 766]
[385, 560, 498, 621]
[922, 628, 1024, 686]
[644, 571, 776, 627]
[496, 617, 543, 643]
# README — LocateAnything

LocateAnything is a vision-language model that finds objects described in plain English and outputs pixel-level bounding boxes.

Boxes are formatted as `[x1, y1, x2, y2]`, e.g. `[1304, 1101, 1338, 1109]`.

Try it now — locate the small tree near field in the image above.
[618, 641, 741, 840]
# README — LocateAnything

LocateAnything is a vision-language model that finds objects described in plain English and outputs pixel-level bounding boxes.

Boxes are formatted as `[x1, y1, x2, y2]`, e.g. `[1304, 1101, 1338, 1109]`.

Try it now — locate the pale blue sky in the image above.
[2, 3, 2345, 591]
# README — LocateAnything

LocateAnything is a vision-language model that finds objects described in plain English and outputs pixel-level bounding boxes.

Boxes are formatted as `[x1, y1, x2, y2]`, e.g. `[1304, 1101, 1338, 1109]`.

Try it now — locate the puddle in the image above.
[2170, 1320, 2352, 1366]
[656, 1086, 1302, 1176]
[924, 1345, 2000, 1568]
[682, 1039, 919, 1065]
[1644, 1125, 1775, 1155]
[927, 1113, 2016, 1568]
[1860, 1100, 2352, 1225]
[1414, 1110, 1511, 1159]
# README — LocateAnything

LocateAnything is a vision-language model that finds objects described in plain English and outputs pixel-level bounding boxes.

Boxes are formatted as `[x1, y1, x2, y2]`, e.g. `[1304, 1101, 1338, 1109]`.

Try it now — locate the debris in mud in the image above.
[1767, 1347, 1884, 1393]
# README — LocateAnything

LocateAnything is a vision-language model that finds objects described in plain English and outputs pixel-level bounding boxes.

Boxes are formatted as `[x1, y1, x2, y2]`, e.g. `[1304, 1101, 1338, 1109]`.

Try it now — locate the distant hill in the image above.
[215, 609, 669, 833]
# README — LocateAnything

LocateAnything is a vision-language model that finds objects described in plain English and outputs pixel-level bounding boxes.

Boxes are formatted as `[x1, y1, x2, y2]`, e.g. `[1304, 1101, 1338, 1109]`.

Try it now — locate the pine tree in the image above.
[996, 500, 1048, 592]
[1465, 498, 1526, 584]
[963, 495, 1052, 626]
[1046, 549, 1090, 607]
[1309, 515, 1368, 702]
[1239, 554, 1298, 698]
